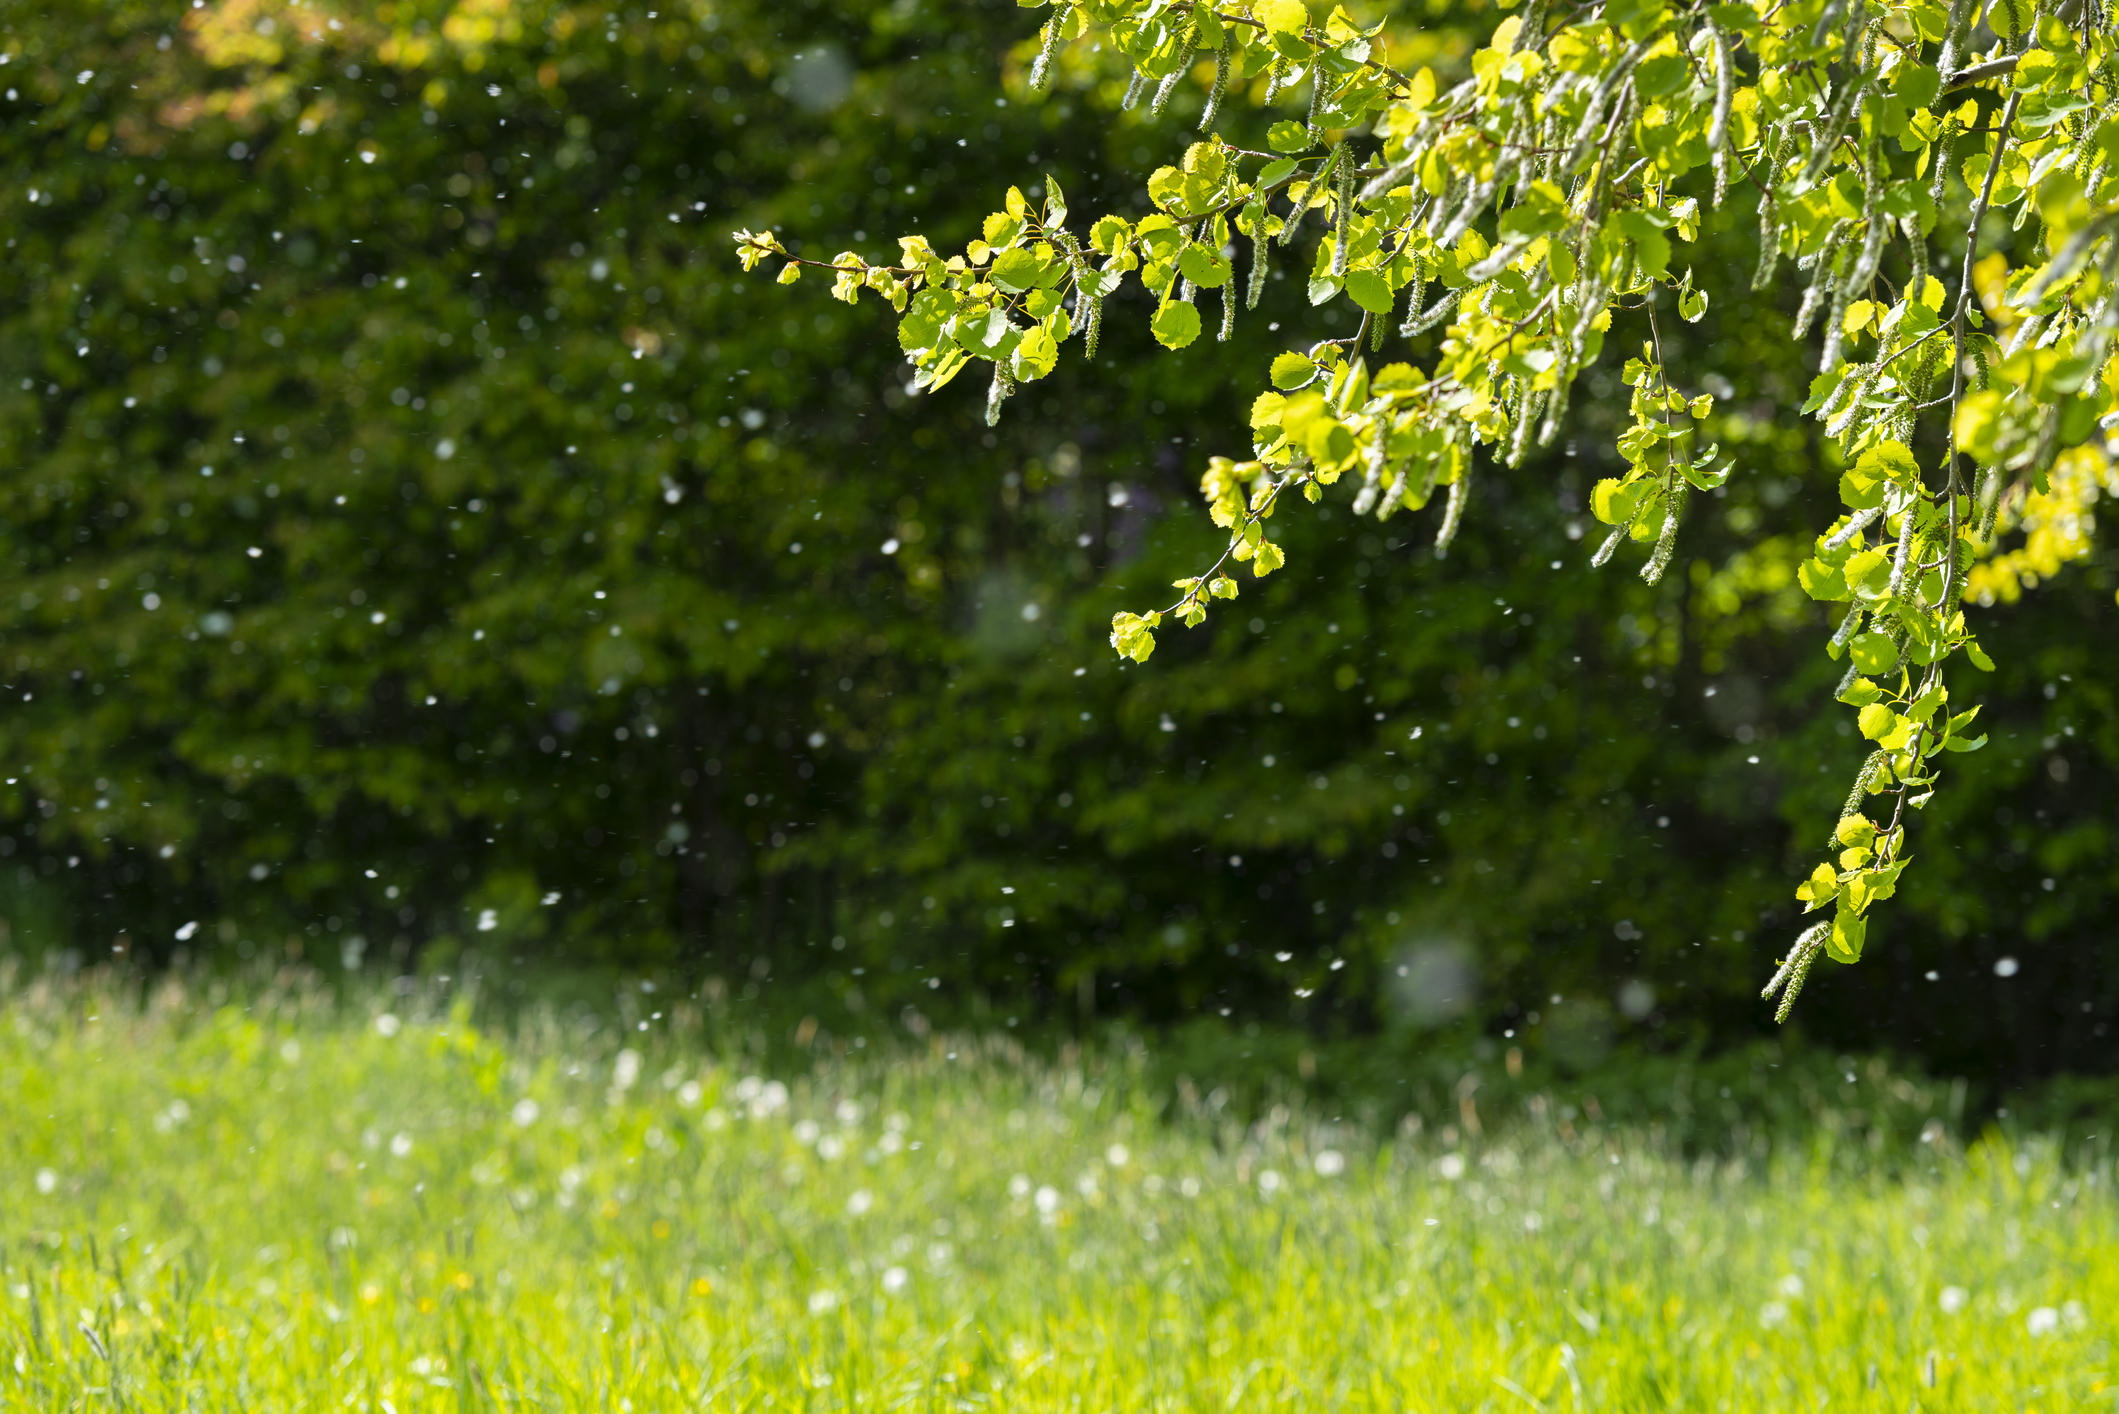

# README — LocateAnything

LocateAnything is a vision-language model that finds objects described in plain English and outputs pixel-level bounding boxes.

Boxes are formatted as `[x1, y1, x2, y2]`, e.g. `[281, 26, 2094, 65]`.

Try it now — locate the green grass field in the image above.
[1, 971, 2112, 1411]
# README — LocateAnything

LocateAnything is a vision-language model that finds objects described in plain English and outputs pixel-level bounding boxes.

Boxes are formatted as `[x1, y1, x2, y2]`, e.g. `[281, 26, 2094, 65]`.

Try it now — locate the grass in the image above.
[1, 968, 2113, 1411]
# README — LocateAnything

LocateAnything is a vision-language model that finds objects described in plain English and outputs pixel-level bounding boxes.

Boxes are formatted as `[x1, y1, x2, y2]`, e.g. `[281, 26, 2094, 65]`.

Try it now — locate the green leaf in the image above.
[1611, 210, 1671, 279]
[1011, 324, 1058, 380]
[1270, 351, 1318, 389]
[1590, 477, 1645, 526]
[1857, 703, 1898, 741]
[898, 289, 955, 353]
[1843, 547, 1891, 596]
[1834, 814, 1876, 848]
[1634, 50, 1689, 99]
[1825, 906, 1866, 964]
[1134, 215, 1183, 260]
[1109, 612, 1158, 662]
[1547, 239, 1577, 290]
[1853, 440, 1919, 486]
[982, 212, 1022, 247]
[1178, 243, 1234, 289]
[964, 308, 1023, 357]
[1267, 119, 1314, 153]
[1847, 631, 1899, 677]
[916, 346, 971, 392]
[1258, 0, 1309, 36]
[1837, 470, 1885, 510]
[1251, 539, 1286, 576]
[1344, 269, 1393, 314]
[1151, 301, 1202, 350]
[1838, 676, 1882, 706]
[1964, 641, 1996, 670]
[1798, 558, 1849, 601]
[988, 247, 1048, 294]
[1603, 0, 1670, 39]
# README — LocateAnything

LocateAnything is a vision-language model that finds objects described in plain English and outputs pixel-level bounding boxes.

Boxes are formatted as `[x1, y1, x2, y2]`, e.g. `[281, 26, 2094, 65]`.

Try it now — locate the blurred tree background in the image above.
[0, 0, 2112, 1090]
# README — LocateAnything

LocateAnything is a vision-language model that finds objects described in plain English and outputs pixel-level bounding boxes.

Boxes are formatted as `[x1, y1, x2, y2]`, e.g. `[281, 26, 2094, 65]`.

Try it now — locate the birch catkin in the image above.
[1199, 32, 1232, 131]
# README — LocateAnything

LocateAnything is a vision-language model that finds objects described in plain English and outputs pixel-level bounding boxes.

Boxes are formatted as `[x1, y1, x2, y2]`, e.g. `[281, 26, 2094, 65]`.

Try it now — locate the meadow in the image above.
[1, 969, 2112, 1411]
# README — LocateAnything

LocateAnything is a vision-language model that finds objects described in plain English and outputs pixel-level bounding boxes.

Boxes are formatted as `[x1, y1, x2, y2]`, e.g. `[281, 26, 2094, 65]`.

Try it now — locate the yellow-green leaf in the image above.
[1257, 0, 1310, 37]
[1151, 301, 1202, 350]
[1270, 352, 1317, 389]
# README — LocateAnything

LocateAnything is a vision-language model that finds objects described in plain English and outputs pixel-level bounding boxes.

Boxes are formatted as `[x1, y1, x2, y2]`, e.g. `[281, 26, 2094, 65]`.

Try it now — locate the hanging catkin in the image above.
[1246, 228, 1270, 309]
[1262, 54, 1290, 104]
[1352, 438, 1386, 516]
[1435, 466, 1470, 556]
[1536, 367, 1573, 447]
[1707, 18, 1734, 208]
[985, 363, 1014, 427]
[1640, 482, 1687, 585]
[1818, 250, 1854, 370]
[1793, 223, 1850, 338]
[1150, 29, 1194, 117]
[1407, 288, 1460, 335]
[1329, 144, 1354, 277]
[1506, 383, 1541, 467]
[1053, 228, 1102, 360]
[1397, 268, 1429, 337]
[1029, 8, 1070, 91]
[1199, 31, 1233, 131]
[1761, 922, 1829, 1022]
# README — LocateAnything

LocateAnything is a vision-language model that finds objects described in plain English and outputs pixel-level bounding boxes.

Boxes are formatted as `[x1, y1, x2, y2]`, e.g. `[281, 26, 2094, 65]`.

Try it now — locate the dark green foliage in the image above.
[0, 0, 2112, 1088]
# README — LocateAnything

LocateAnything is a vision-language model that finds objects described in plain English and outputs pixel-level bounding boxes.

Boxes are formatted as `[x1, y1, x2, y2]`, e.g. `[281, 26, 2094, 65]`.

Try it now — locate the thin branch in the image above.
[1942, 54, 2021, 92]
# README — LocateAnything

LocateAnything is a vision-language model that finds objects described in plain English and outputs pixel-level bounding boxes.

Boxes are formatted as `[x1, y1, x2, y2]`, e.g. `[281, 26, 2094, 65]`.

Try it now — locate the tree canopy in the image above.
[739, 0, 2119, 1015]
[0, 0, 2112, 1082]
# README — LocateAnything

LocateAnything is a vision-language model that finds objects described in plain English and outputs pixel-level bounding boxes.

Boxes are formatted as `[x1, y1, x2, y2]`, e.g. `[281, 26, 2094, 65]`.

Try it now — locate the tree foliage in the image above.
[742, 0, 2119, 1013]
[0, 0, 2113, 1079]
